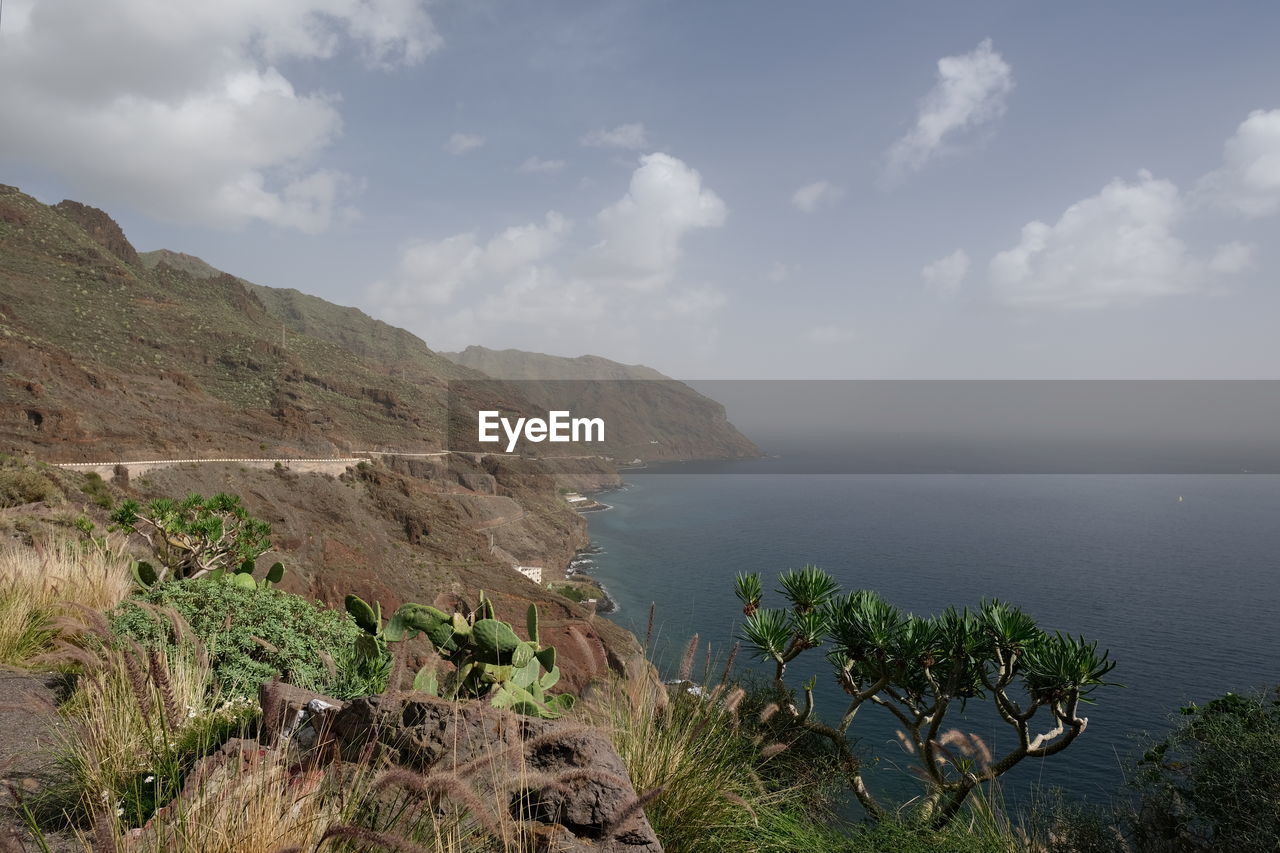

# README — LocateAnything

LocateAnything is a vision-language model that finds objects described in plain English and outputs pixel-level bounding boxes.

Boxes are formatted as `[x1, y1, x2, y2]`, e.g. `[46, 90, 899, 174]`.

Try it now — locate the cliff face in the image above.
[443, 346, 761, 463]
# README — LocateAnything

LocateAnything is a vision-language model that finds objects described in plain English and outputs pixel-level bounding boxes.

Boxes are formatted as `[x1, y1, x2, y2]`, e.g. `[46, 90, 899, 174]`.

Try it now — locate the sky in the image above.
[2, 2, 1278, 379]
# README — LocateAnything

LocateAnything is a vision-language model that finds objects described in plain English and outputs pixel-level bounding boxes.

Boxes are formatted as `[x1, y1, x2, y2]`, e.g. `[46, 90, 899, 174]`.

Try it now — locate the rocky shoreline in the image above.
[566, 543, 618, 614]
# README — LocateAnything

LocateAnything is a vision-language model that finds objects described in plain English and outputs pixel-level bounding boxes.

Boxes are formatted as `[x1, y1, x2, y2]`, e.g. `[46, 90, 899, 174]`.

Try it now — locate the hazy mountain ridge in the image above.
[443, 346, 761, 462]
[444, 345, 669, 382]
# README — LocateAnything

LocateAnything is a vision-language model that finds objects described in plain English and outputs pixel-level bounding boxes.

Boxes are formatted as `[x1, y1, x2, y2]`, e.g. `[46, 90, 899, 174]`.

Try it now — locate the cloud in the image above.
[806, 324, 855, 345]
[1197, 109, 1280, 218]
[579, 122, 649, 149]
[791, 180, 844, 213]
[370, 212, 570, 307]
[518, 156, 567, 174]
[888, 39, 1013, 174]
[666, 285, 728, 318]
[767, 262, 790, 283]
[987, 171, 1255, 309]
[586, 153, 727, 288]
[366, 153, 728, 353]
[444, 133, 486, 155]
[921, 250, 970, 295]
[1209, 241, 1256, 274]
[0, 0, 439, 232]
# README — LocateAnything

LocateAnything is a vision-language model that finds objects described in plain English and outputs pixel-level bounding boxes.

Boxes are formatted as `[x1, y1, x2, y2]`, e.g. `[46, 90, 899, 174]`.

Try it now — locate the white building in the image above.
[513, 565, 543, 584]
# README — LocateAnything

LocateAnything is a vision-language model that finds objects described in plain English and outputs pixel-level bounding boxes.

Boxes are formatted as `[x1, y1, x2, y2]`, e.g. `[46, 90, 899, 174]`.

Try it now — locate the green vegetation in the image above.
[590, 634, 1057, 853]
[112, 578, 381, 699]
[3, 472, 1274, 852]
[1127, 687, 1280, 851]
[734, 566, 1117, 827]
[110, 492, 273, 582]
[48, 632, 258, 830]
[548, 578, 604, 603]
[79, 470, 115, 508]
[0, 457, 62, 508]
[586, 642, 843, 853]
[348, 591, 574, 718]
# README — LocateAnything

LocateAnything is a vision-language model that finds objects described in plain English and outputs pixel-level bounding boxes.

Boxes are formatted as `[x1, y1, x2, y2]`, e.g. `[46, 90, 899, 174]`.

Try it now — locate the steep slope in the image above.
[141, 249, 472, 383]
[2, 186, 471, 459]
[443, 346, 761, 462]
[135, 252, 760, 465]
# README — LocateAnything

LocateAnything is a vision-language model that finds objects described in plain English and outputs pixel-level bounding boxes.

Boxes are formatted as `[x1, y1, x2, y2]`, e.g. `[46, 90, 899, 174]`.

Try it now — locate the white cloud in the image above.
[518, 156, 567, 174]
[586, 153, 727, 288]
[666, 285, 728, 318]
[366, 153, 728, 353]
[1209, 241, 1256, 274]
[791, 180, 844, 213]
[1197, 109, 1280, 218]
[888, 39, 1013, 174]
[0, 0, 439, 232]
[767, 262, 790, 283]
[445, 133, 486, 155]
[370, 212, 570, 307]
[987, 171, 1252, 309]
[579, 122, 649, 149]
[921, 249, 970, 295]
[983, 112, 1274, 310]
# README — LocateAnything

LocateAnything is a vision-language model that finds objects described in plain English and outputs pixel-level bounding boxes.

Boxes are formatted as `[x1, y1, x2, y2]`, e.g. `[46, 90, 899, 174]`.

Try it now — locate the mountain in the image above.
[443, 346, 761, 463]
[443, 346, 669, 382]
[0, 184, 643, 686]
[0, 184, 761, 684]
[140, 249, 468, 379]
[1, 187, 500, 460]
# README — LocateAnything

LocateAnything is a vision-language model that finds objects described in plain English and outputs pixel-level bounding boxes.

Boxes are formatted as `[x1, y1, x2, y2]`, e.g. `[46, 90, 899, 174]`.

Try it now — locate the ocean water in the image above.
[583, 471, 1280, 807]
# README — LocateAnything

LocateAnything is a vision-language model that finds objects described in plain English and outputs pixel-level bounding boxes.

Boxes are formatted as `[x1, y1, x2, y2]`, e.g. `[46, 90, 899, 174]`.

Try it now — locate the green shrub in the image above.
[1130, 687, 1280, 851]
[0, 466, 61, 507]
[1025, 789, 1127, 853]
[589, 633, 845, 853]
[79, 471, 114, 509]
[548, 582, 587, 603]
[110, 578, 385, 699]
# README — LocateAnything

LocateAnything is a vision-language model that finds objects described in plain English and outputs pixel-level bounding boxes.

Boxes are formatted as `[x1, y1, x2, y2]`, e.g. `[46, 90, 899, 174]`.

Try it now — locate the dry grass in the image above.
[0, 534, 133, 665]
[55, 633, 226, 820]
[49, 639, 546, 853]
[581, 659, 816, 853]
[119, 746, 338, 853]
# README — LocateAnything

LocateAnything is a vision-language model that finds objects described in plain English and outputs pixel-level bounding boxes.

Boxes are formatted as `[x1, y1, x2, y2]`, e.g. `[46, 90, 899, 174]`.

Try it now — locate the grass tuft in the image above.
[0, 535, 133, 666]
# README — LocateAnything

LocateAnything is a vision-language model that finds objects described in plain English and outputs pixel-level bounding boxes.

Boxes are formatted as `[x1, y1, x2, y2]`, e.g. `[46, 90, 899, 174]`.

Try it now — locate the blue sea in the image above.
[582, 469, 1280, 808]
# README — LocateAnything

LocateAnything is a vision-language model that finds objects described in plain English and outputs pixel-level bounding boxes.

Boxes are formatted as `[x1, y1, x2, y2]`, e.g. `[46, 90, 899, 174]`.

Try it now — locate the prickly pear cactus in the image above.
[376, 596, 574, 719]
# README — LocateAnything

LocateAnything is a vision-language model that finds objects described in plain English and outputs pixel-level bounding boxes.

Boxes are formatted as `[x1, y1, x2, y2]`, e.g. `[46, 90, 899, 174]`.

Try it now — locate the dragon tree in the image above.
[734, 567, 1117, 827]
